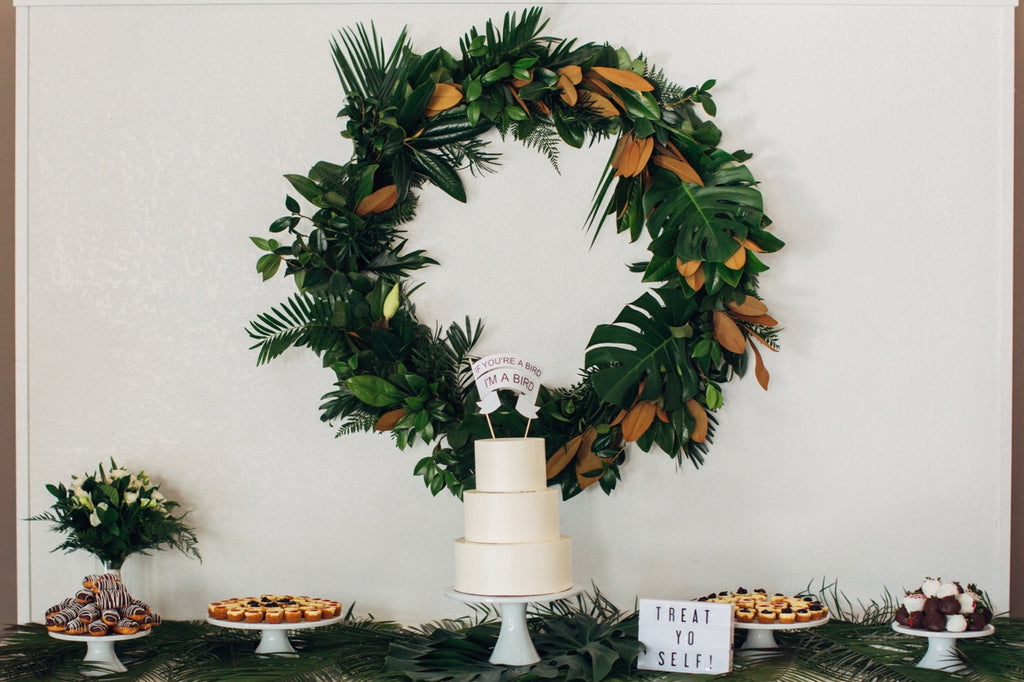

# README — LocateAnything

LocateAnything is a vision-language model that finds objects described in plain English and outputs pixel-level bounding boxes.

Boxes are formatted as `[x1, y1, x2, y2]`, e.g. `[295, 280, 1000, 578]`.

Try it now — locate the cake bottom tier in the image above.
[453, 536, 572, 597]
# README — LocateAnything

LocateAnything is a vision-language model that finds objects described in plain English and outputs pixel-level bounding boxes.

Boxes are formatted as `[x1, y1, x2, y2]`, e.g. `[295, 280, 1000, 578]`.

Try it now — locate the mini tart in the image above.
[735, 608, 756, 623]
[226, 608, 245, 622]
[265, 608, 284, 624]
[778, 608, 796, 624]
[303, 608, 322, 622]
[284, 608, 302, 623]
[808, 606, 825, 621]
[321, 604, 339, 619]
[795, 608, 812, 623]
[757, 609, 777, 624]
[244, 610, 264, 624]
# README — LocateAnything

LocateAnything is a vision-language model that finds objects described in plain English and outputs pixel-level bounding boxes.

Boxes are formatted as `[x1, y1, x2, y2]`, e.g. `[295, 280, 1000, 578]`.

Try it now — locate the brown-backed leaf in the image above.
[676, 258, 702, 277]
[631, 136, 654, 177]
[652, 154, 703, 186]
[546, 434, 582, 479]
[733, 313, 779, 327]
[609, 135, 629, 171]
[741, 238, 765, 253]
[507, 85, 531, 118]
[616, 138, 640, 177]
[656, 406, 670, 423]
[749, 341, 770, 390]
[621, 400, 657, 442]
[559, 64, 583, 85]
[685, 399, 708, 443]
[533, 100, 551, 115]
[723, 243, 747, 270]
[590, 66, 654, 91]
[727, 295, 768, 317]
[574, 428, 603, 489]
[511, 71, 533, 88]
[374, 408, 406, 431]
[713, 310, 746, 353]
[580, 75, 626, 110]
[684, 267, 706, 291]
[424, 82, 463, 116]
[557, 74, 578, 106]
[610, 408, 627, 427]
[355, 184, 398, 217]
[578, 90, 619, 117]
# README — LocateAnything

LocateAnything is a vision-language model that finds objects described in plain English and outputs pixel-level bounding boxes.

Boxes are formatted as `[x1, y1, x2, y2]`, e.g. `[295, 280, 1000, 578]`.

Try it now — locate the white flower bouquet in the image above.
[30, 459, 200, 569]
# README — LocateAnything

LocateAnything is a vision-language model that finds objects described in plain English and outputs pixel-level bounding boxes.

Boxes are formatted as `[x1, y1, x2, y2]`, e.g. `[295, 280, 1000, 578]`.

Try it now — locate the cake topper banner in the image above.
[471, 354, 543, 419]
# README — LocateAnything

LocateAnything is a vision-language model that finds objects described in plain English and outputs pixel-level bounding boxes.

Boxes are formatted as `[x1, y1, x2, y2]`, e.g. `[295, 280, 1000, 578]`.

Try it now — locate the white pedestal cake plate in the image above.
[206, 615, 344, 655]
[48, 630, 150, 676]
[735, 614, 830, 650]
[891, 622, 995, 671]
[446, 585, 582, 666]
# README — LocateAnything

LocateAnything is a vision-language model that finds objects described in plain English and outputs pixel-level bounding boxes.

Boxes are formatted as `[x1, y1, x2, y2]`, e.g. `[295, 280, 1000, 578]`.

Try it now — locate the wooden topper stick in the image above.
[524, 418, 532, 438]
[486, 413, 496, 439]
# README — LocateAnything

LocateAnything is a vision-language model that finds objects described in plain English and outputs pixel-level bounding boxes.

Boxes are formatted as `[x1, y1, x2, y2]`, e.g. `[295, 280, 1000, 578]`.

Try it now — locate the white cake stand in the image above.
[736, 614, 830, 650]
[206, 615, 343, 655]
[445, 585, 581, 666]
[891, 622, 995, 671]
[48, 630, 150, 676]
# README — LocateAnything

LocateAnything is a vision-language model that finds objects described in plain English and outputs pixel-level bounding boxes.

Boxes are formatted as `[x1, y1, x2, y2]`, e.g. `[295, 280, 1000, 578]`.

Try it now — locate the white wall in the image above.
[16, 1, 1015, 624]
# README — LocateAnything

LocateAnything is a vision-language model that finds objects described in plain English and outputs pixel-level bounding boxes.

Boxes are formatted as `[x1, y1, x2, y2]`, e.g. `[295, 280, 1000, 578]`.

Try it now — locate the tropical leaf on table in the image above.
[585, 287, 699, 411]
[245, 293, 345, 365]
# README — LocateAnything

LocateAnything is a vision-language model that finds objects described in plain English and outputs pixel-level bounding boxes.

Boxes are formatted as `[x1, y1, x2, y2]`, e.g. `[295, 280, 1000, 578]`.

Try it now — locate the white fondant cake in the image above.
[453, 437, 572, 596]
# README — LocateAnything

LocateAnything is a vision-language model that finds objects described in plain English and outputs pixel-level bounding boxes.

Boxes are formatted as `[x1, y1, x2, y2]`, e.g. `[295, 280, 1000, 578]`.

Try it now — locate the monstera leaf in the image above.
[643, 162, 764, 263]
[585, 288, 700, 410]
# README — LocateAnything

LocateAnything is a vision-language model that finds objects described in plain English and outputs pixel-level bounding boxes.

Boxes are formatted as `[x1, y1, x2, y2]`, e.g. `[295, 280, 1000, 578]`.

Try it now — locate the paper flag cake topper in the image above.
[471, 354, 543, 420]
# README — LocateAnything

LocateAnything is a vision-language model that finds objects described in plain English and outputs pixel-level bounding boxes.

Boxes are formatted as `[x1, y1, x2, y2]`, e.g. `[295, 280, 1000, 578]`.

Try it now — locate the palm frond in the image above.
[246, 293, 345, 366]
[331, 23, 411, 103]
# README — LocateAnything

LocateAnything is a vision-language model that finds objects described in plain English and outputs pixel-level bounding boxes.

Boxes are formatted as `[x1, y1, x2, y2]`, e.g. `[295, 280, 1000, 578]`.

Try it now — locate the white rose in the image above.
[76, 494, 94, 511]
[124, 491, 139, 505]
[89, 502, 108, 527]
[109, 468, 129, 479]
[152, 490, 165, 503]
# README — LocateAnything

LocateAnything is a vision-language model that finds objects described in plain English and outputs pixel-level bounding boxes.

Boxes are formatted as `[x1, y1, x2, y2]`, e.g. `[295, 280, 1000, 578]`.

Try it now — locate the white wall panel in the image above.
[17, 2, 1015, 623]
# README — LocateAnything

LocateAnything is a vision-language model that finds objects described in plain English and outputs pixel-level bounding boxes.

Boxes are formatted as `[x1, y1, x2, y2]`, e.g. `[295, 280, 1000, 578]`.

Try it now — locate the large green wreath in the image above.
[247, 8, 784, 501]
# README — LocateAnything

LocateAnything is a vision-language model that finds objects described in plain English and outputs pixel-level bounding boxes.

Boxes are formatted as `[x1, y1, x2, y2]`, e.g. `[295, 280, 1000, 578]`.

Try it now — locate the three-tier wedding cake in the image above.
[453, 437, 572, 596]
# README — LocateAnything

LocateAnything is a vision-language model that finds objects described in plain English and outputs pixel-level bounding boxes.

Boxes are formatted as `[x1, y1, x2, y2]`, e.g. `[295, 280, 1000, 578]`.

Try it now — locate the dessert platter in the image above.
[699, 589, 830, 650]
[206, 594, 344, 654]
[890, 578, 995, 670]
[450, 437, 578, 665]
[44, 573, 161, 675]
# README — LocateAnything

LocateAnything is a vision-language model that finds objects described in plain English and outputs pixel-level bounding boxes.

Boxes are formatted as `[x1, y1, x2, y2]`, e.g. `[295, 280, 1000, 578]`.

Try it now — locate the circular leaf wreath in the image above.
[247, 8, 784, 501]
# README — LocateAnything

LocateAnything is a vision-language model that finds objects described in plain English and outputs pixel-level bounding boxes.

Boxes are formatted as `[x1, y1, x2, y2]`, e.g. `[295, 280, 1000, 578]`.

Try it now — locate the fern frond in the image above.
[512, 121, 561, 173]
[335, 411, 379, 437]
[246, 293, 344, 366]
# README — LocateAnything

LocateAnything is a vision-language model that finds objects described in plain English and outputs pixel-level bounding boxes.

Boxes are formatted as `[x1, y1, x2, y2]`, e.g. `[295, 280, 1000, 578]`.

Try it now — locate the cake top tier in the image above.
[474, 438, 547, 493]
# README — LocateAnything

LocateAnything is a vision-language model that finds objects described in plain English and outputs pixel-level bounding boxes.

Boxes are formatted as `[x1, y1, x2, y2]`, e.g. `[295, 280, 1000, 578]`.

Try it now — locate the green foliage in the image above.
[27, 460, 200, 568]
[248, 8, 785, 500]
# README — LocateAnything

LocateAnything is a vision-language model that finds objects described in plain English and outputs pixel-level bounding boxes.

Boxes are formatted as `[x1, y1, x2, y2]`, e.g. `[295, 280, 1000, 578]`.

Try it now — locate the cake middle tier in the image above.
[463, 488, 560, 543]
[453, 536, 572, 597]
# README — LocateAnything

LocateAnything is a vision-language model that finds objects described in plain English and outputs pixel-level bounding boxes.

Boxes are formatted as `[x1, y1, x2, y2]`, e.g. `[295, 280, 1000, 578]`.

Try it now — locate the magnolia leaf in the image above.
[652, 154, 703, 186]
[676, 258, 701, 278]
[713, 310, 746, 354]
[620, 401, 657, 442]
[574, 428, 602, 489]
[578, 90, 619, 118]
[749, 342, 770, 390]
[412, 150, 467, 202]
[557, 74, 578, 106]
[546, 433, 583, 479]
[590, 66, 654, 91]
[424, 82, 463, 117]
[558, 64, 583, 85]
[733, 312, 779, 327]
[374, 408, 407, 431]
[684, 266, 705, 292]
[685, 399, 708, 443]
[723, 243, 747, 270]
[355, 184, 398, 217]
[727, 295, 768, 317]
